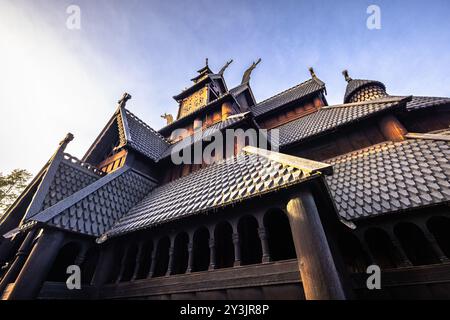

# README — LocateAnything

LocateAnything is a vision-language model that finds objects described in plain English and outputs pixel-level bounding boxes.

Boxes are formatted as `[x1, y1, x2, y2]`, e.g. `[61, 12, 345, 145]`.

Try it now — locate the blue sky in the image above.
[0, 0, 449, 174]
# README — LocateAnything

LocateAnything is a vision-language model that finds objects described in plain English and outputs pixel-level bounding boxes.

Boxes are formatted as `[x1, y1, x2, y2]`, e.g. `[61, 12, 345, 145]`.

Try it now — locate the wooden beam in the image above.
[405, 132, 450, 142]
[243, 146, 333, 175]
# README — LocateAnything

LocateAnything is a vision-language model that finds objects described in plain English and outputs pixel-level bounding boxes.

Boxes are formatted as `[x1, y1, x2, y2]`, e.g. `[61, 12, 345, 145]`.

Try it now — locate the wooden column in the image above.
[387, 231, 413, 267]
[0, 230, 37, 296]
[221, 102, 233, 121]
[208, 238, 216, 270]
[379, 115, 407, 142]
[166, 241, 174, 276]
[232, 232, 241, 267]
[355, 231, 377, 265]
[131, 242, 144, 281]
[74, 245, 87, 266]
[147, 246, 158, 278]
[258, 227, 271, 263]
[6, 229, 65, 300]
[423, 230, 449, 263]
[286, 190, 348, 300]
[0, 238, 16, 266]
[186, 239, 194, 273]
[90, 245, 115, 288]
[115, 246, 129, 283]
[314, 97, 324, 109]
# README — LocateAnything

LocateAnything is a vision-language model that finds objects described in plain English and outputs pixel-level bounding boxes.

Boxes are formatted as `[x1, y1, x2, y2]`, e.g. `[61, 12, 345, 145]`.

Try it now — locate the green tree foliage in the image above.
[0, 169, 32, 216]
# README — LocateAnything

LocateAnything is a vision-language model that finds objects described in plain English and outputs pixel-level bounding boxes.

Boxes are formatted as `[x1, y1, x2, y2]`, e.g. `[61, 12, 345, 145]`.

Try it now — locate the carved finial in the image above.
[342, 70, 352, 82]
[309, 67, 317, 79]
[58, 132, 74, 151]
[205, 58, 208, 66]
[241, 58, 261, 84]
[161, 113, 174, 125]
[61, 132, 74, 145]
[219, 59, 233, 75]
[118, 92, 132, 108]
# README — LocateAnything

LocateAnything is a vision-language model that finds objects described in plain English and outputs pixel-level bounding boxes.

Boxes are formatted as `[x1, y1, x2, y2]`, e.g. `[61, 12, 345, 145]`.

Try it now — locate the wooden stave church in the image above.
[0, 60, 449, 300]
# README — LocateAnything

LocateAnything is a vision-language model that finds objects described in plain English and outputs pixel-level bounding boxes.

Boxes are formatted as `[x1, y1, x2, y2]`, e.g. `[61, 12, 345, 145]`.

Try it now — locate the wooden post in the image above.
[131, 242, 144, 281]
[286, 190, 348, 300]
[6, 229, 65, 300]
[74, 245, 87, 266]
[258, 227, 271, 263]
[186, 240, 194, 273]
[221, 102, 233, 121]
[208, 238, 216, 270]
[423, 230, 450, 263]
[147, 246, 158, 278]
[232, 232, 241, 267]
[166, 241, 174, 276]
[115, 246, 129, 284]
[314, 97, 324, 109]
[0, 238, 16, 266]
[0, 230, 37, 296]
[90, 244, 115, 288]
[386, 231, 413, 267]
[378, 115, 407, 142]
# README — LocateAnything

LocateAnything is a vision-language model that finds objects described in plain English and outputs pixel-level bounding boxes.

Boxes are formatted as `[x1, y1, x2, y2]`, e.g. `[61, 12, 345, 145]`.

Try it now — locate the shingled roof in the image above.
[251, 77, 326, 117]
[83, 107, 170, 164]
[406, 96, 450, 111]
[24, 154, 103, 221]
[121, 108, 170, 161]
[275, 96, 410, 148]
[326, 131, 450, 221]
[343, 79, 386, 103]
[99, 146, 332, 240]
[31, 166, 156, 236]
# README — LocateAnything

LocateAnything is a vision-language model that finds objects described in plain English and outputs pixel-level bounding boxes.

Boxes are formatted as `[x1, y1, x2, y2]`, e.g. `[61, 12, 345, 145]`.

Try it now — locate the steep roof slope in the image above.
[251, 77, 325, 117]
[326, 131, 450, 221]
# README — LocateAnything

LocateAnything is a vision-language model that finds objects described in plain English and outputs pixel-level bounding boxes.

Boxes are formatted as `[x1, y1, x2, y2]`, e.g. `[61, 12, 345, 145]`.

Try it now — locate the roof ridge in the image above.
[21, 134, 75, 221]
[256, 78, 319, 106]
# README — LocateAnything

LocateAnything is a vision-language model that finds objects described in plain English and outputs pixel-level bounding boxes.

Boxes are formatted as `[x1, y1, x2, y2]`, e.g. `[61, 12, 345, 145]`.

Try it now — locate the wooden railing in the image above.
[37, 261, 450, 300]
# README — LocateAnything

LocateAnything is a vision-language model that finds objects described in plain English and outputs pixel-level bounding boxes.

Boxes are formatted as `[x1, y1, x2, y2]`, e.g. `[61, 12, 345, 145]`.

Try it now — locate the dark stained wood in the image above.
[6, 230, 65, 300]
[400, 108, 450, 134]
[258, 97, 323, 130]
[98, 259, 302, 299]
[0, 230, 36, 295]
[286, 121, 387, 161]
[286, 190, 348, 300]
